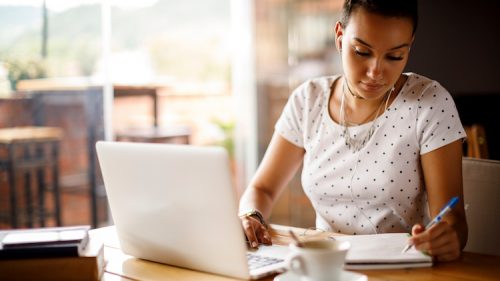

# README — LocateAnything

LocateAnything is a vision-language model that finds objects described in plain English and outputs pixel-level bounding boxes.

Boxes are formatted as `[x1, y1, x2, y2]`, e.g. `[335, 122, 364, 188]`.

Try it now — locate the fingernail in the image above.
[252, 241, 258, 248]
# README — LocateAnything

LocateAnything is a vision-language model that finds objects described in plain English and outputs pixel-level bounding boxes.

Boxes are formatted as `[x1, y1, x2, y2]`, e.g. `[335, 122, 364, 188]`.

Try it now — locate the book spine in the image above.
[0, 246, 104, 281]
[0, 243, 80, 259]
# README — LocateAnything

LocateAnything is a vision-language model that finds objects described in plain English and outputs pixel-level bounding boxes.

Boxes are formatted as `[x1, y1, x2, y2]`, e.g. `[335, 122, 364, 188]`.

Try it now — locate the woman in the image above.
[239, 0, 467, 262]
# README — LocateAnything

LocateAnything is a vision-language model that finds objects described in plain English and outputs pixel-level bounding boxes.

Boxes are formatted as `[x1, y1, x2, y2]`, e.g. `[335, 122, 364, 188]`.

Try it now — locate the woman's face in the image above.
[336, 7, 414, 100]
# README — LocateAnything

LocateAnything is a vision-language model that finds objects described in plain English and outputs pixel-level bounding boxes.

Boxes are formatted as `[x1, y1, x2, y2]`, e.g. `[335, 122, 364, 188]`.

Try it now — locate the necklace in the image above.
[345, 78, 364, 99]
[340, 77, 394, 152]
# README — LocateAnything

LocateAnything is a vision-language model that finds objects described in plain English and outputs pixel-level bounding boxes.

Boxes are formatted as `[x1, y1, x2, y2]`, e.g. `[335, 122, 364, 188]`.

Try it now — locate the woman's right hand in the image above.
[238, 134, 305, 248]
[240, 215, 272, 248]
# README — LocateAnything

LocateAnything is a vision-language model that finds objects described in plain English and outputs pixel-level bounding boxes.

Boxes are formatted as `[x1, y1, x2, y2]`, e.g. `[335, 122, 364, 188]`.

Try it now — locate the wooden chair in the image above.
[464, 124, 488, 158]
[0, 126, 63, 228]
[462, 157, 500, 256]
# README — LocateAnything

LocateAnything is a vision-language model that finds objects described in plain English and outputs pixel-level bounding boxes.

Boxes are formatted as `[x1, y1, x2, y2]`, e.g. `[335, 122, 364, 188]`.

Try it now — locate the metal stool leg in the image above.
[52, 141, 61, 226]
[23, 144, 34, 228]
[7, 144, 17, 228]
[37, 143, 46, 227]
[37, 168, 46, 227]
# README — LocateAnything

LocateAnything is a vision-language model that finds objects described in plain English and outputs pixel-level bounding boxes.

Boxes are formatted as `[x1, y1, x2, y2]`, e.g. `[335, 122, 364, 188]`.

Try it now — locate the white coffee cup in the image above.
[287, 239, 350, 281]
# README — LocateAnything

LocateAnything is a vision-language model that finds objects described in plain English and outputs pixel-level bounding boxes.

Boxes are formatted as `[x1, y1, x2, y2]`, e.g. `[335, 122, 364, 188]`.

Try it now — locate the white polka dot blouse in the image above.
[275, 73, 465, 235]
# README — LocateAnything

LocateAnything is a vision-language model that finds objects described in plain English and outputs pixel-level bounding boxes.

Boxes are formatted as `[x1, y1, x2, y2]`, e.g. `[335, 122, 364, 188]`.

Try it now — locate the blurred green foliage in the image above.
[4, 57, 47, 90]
[213, 119, 235, 158]
[0, 1, 230, 83]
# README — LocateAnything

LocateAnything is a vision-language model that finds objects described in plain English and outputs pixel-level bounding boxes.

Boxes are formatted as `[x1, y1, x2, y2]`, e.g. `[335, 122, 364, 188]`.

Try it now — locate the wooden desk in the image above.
[90, 225, 500, 281]
[115, 126, 191, 144]
[113, 85, 162, 128]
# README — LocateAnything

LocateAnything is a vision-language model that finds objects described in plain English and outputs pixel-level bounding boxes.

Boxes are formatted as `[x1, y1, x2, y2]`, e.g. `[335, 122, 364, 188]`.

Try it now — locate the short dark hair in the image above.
[340, 0, 418, 35]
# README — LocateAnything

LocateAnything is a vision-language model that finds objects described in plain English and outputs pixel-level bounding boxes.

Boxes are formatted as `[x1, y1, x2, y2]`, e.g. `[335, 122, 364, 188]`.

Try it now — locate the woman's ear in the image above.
[334, 21, 344, 53]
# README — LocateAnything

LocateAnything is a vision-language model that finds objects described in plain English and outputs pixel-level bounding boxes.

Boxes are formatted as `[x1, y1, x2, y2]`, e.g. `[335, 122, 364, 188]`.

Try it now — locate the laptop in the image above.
[96, 141, 289, 279]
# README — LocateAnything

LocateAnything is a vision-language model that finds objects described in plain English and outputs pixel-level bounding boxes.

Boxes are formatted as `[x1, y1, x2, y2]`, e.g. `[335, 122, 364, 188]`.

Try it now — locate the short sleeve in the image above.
[416, 82, 465, 154]
[274, 83, 308, 148]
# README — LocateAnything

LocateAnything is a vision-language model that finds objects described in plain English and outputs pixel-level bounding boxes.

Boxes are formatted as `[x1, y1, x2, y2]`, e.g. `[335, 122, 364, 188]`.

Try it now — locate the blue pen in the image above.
[402, 196, 460, 253]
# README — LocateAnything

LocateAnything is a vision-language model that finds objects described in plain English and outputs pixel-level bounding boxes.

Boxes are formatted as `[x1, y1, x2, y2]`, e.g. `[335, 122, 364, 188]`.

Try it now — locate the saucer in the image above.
[274, 270, 367, 281]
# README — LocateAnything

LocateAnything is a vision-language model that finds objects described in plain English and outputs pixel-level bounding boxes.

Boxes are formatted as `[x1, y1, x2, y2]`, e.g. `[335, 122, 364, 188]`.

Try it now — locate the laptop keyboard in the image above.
[246, 253, 284, 270]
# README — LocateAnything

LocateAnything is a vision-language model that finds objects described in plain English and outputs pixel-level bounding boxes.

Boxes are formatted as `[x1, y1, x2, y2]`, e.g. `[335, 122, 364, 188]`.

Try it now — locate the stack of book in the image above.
[0, 225, 105, 281]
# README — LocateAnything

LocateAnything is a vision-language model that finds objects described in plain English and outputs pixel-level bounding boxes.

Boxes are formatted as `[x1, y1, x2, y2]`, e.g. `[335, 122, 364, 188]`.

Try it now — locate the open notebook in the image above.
[335, 233, 433, 270]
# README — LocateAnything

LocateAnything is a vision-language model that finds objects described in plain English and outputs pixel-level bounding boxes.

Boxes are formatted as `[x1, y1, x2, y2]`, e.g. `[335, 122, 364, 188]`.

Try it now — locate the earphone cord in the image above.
[348, 151, 378, 234]
[346, 87, 394, 235]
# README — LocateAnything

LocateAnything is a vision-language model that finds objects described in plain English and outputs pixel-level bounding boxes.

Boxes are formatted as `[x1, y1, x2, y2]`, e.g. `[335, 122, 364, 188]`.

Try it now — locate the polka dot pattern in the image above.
[275, 73, 465, 235]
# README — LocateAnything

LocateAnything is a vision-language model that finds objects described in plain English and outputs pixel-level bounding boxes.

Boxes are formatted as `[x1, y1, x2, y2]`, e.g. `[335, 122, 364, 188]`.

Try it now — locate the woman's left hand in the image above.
[409, 222, 461, 262]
